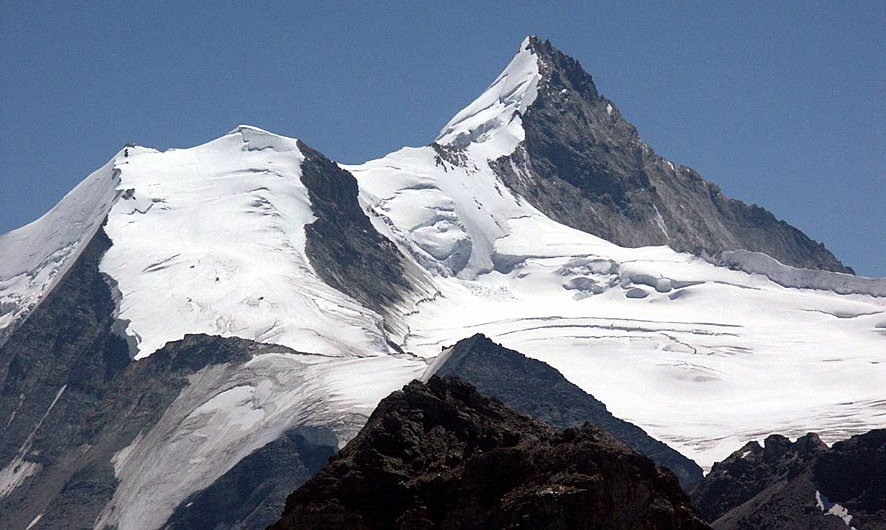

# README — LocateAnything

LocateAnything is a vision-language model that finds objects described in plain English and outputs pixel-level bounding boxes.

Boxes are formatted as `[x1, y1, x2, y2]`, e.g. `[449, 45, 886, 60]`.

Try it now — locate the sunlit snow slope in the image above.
[101, 126, 399, 359]
[0, 156, 121, 347]
[0, 126, 427, 530]
[350, 38, 886, 468]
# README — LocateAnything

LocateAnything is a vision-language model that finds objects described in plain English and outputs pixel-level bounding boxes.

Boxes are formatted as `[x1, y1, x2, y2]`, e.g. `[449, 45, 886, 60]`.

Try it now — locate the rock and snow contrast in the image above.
[692, 430, 885, 529]
[351, 36, 886, 467]
[0, 157, 121, 349]
[0, 128, 426, 530]
[0, 36, 884, 529]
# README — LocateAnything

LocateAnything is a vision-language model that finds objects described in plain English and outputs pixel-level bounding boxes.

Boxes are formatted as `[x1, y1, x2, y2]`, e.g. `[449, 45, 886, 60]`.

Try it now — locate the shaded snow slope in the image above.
[96, 349, 422, 530]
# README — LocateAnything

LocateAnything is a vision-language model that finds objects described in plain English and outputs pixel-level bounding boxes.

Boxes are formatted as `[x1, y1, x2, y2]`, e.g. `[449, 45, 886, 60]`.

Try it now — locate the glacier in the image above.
[349, 39, 886, 467]
[0, 36, 883, 529]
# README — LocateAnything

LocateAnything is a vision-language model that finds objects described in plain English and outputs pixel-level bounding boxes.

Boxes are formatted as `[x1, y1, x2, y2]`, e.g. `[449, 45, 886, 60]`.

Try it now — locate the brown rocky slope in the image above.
[271, 376, 710, 530]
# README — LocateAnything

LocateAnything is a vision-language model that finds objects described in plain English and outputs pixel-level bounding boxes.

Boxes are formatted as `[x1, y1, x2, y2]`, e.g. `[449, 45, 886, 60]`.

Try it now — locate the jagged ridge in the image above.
[271, 376, 710, 530]
[490, 36, 851, 273]
[691, 430, 886, 529]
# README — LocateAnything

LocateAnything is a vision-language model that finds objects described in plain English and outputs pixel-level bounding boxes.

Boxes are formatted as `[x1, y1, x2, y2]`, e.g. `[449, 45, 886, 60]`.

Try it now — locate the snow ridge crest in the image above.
[435, 37, 541, 154]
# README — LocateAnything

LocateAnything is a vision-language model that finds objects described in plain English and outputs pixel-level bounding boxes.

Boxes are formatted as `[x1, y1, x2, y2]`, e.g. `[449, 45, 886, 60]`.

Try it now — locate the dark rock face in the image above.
[691, 433, 827, 523]
[0, 227, 333, 529]
[19, 334, 263, 529]
[0, 326, 267, 528]
[164, 427, 337, 530]
[298, 140, 413, 316]
[814, 429, 886, 526]
[271, 377, 710, 530]
[491, 37, 850, 273]
[0, 228, 130, 529]
[434, 333, 703, 490]
[690, 430, 886, 529]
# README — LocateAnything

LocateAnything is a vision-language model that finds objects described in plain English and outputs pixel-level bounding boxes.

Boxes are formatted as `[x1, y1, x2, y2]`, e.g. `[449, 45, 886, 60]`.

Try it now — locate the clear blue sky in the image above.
[2, 2, 884, 276]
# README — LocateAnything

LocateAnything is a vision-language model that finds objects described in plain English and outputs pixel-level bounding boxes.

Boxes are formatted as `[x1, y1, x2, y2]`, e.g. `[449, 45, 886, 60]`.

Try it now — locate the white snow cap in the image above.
[97, 126, 394, 360]
[435, 36, 541, 153]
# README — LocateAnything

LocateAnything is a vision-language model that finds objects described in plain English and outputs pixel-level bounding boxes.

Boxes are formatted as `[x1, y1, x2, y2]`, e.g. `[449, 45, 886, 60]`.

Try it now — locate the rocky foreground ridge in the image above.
[691, 429, 886, 529]
[432, 333, 703, 489]
[271, 376, 709, 530]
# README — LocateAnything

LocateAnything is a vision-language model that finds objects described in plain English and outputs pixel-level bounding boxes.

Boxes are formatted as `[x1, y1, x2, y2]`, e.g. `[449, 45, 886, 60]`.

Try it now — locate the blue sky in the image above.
[1, 1, 884, 276]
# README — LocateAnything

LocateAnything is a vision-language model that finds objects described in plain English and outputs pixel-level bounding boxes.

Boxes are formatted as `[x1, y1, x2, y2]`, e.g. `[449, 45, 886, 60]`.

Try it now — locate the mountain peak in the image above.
[227, 124, 274, 136]
[528, 37, 601, 102]
[434, 36, 605, 157]
[434, 37, 541, 153]
[227, 124, 300, 152]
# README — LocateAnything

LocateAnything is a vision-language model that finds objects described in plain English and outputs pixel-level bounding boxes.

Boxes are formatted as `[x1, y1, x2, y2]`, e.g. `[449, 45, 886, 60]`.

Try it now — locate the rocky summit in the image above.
[271, 376, 710, 530]
[494, 37, 851, 273]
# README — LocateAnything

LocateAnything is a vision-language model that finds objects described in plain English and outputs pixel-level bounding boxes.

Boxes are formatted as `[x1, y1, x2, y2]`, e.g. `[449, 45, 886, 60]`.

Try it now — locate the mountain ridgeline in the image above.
[488, 36, 851, 273]
[0, 35, 882, 530]
[691, 430, 886, 529]
[432, 334, 703, 490]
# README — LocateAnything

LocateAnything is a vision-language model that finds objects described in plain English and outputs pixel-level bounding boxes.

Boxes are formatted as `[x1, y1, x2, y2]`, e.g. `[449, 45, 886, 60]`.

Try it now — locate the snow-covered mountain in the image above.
[0, 36, 883, 529]
[0, 128, 427, 530]
[350, 37, 886, 465]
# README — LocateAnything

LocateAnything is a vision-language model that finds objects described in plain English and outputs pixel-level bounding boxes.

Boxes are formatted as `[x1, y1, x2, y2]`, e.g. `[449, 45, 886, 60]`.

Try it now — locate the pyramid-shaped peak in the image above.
[435, 37, 542, 150]
[435, 37, 602, 152]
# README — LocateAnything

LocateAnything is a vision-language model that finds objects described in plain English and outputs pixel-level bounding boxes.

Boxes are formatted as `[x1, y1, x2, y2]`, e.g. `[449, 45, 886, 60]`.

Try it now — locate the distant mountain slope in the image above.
[430, 333, 703, 489]
[488, 37, 851, 273]
[271, 377, 710, 530]
[691, 430, 886, 529]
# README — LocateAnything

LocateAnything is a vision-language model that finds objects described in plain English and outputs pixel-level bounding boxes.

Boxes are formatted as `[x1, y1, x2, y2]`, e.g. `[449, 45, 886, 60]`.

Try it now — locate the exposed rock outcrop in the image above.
[432, 333, 703, 489]
[272, 376, 710, 530]
[691, 430, 886, 529]
[491, 37, 851, 273]
[298, 140, 415, 319]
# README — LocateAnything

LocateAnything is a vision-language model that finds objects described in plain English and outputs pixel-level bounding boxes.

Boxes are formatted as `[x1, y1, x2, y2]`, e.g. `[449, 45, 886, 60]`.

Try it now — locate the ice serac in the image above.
[488, 36, 852, 273]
